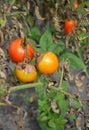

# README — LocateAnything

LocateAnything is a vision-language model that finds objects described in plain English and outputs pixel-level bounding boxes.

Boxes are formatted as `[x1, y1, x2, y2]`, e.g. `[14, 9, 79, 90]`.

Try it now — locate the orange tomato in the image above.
[36, 52, 59, 74]
[15, 63, 37, 82]
[64, 20, 76, 35]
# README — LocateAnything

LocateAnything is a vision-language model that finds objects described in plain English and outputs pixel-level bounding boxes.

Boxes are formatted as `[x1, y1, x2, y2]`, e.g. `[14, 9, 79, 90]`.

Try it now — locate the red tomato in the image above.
[64, 20, 76, 35]
[73, 1, 80, 8]
[8, 38, 34, 63]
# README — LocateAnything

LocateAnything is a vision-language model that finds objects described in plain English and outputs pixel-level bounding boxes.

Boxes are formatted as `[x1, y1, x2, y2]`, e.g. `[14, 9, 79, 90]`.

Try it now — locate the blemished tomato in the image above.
[73, 1, 80, 8]
[36, 52, 59, 74]
[8, 38, 34, 63]
[15, 63, 37, 82]
[64, 20, 76, 35]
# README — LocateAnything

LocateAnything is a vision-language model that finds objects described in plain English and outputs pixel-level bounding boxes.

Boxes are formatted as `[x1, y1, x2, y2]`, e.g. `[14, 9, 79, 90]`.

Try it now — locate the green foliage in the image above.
[36, 82, 69, 130]
[70, 98, 81, 109]
[30, 26, 41, 42]
[39, 30, 53, 51]
[1, 0, 88, 130]
[0, 18, 6, 25]
[0, 88, 5, 99]
[69, 114, 76, 121]
[60, 52, 86, 69]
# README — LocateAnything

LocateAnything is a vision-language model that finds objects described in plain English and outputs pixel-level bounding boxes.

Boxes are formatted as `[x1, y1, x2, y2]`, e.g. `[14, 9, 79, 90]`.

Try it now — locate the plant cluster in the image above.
[0, 0, 89, 130]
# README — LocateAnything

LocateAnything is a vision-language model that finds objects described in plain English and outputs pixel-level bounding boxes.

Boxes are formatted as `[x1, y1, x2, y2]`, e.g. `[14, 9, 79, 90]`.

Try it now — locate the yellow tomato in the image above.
[15, 63, 37, 82]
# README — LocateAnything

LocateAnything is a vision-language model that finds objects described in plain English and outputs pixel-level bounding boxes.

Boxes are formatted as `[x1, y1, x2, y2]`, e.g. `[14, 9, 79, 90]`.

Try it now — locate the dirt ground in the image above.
[0, 88, 41, 130]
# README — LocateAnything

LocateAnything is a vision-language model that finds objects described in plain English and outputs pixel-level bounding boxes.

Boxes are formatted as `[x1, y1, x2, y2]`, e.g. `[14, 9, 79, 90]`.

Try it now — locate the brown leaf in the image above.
[51, 101, 59, 113]
[35, 6, 46, 20]
[74, 72, 85, 92]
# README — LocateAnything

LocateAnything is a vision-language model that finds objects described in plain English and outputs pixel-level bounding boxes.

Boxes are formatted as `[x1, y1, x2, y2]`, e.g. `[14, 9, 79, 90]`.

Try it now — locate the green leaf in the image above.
[30, 26, 41, 41]
[54, 93, 69, 115]
[39, 30, 53, 51]
[61, 81, 68, 91]
[60, 52, 86, 69]
[49, 44, 62, 53]
[35, 86, 47, 99]
[55, 115, 67, 130]
[48, 119, 56, 128]
[0, 88, 5, 99]
[70, 99, 81, 109]
[27, 15, 34, 27]
[0, 18, 6, 25]
[69, 114, 76, 121]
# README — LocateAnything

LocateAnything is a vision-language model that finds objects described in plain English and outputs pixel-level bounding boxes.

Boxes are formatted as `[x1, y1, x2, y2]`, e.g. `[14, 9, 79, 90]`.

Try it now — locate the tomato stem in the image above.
[51, 86, 82, 106]
[10, 82, 43, 92]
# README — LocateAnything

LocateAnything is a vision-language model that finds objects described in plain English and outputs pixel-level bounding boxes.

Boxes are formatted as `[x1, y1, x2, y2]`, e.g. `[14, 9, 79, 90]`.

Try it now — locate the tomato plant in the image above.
[15, 63, 37, 82]
[64, 20, 76, 35]
[8, 38, 34, 63]
[0, 1, 89, 130]
[36, 52, 59, 74]
[73, 1, 80, 8]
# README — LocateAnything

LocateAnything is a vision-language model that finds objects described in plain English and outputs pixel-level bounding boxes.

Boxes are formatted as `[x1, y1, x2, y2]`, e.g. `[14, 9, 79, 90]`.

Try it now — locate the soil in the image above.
[0, 88, 41, 130]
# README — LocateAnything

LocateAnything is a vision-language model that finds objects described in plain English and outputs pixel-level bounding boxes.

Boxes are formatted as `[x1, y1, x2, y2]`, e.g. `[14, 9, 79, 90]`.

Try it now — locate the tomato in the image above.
[64, 20, 76, 35]
[15, 63, 37, 82]
[8, 38, 34, 63]
[73, 1, 80, 8]
[36, 52, 59, 74]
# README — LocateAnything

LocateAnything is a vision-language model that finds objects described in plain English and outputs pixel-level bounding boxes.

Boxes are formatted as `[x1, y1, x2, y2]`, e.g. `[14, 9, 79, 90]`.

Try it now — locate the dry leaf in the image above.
[74, 72, 85, 92]
[51, 101, 59, 113]
[76, 114, 83, 130]
[52, 16, 61, 31]
[35, 6, 45, 20]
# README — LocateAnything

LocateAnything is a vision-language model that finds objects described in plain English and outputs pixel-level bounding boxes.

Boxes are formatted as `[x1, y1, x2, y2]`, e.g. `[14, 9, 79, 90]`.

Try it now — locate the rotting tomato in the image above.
[8, 38, 34, 63]
[73, 1, 80, 8]
[36, 52, 59, 74]
[15, 63, 37, 82]
[64, 20, 76, 35]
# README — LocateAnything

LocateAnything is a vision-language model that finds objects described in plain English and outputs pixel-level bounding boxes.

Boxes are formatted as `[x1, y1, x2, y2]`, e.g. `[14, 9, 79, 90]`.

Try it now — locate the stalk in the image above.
[10, 82, 43, 92]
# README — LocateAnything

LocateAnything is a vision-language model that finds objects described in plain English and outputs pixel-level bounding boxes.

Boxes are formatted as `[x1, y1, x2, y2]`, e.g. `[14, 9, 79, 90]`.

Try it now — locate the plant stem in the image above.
[10, 82, 43, 92]
[51, 86, 82, 106]
[59, 61, 64, 88]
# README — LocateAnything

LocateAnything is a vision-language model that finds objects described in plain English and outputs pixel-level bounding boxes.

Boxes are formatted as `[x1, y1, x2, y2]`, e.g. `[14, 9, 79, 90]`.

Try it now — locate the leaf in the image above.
[39, 30, 53, 51]
[48, 119, 56, 128]
[69, 114, 76, 121]
[0, 18, 6, 25]
[49, 44, 62, 53]
[30, 26, 41, 41]
[55, 115, 67, 130]
[0, 88, 5, 99]
[60, 52, 86, 69]
[35, 86, 47, 99]
[54, 93, 69, 115]
[70, 99, 81, 109]
[35, 6, 45, 20]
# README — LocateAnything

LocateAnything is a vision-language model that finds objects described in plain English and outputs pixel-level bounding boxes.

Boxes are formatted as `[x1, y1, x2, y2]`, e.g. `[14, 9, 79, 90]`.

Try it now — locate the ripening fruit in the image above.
[15, 63, 37, 82]
[8, 38, 34, 63]
[64, 20, 76, 35]
[73, 1, 80, 8]
[36, 52, 59, 74]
